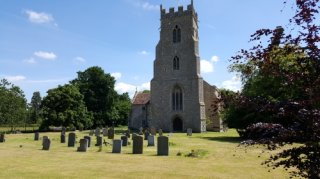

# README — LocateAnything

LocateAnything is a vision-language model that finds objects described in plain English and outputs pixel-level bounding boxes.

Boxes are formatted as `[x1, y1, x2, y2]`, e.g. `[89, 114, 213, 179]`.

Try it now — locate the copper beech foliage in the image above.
[230, 0, 319, 178]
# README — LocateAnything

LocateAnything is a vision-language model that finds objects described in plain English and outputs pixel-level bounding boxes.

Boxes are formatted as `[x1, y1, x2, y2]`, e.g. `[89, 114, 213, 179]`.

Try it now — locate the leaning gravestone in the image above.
[108, 127, 114, 139]
[144, 131, 150, 140]
[77, 139, 88, 152]
[60, 134, 66, 143]
[147, 135, 155, 147]
[42, 137, 51, 150]
[121, 136, 128, 146]
[68, 133, 76, 147]
[112, 139, 122, 153]
[158, 129, 163, 136]
[157, 136, 169, 156]
[84, 136, 91, 147]
[0, 133, 5, 143]
[102, 128, 108, 137]
[187, 128, 192, 136]
[132, 135, 143, 154]
[150, 127, 157, 136]
[34, 132, 40, 141]
[95, 128, 101, 137]
[89, 130, 94, 136]
[95, 136, 103, 146]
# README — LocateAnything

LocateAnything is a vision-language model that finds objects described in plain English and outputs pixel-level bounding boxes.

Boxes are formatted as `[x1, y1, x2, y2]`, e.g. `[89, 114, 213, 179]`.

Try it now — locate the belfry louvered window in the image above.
[172, 86, 183, 111]
[173, 25, 181, 43]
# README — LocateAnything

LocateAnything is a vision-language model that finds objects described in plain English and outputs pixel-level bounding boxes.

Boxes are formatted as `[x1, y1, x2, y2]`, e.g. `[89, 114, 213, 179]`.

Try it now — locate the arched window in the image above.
[173, 25, 181, 43]
[173, 56, 180, 70]
[172, 86, 183, 111]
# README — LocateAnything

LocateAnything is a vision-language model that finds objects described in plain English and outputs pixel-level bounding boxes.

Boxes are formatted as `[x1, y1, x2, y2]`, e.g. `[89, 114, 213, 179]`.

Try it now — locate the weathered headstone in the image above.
[102, 128, 108, 137]
[132, 133, 138, 139]
[77, 138, 88, 152]
[112, 139, 122, 153]
[121, 136, 128, 146]
[0, 134, 5, 143]
[95, 136, 103, 146]
[61, 127, 66, 135]
[144, 131, 150, 140]
[132, 135, 143, 154]
[60, 134, 66, 143]
[89, 130, 94, 136]
[157, 136, 169, 156]
[125, 130, 131, 138]
[147, 135, 155, 147]
[150, 127, 157, 136]
[42, 136, 51, 150]
[158, 129, 163, 136]
[108, 127, 114, 139]
[68, 133, 76, 147]
[84, 136, 91, 147]
[95, 128, 101, 137]
[34, 132, 40, 141]
[187, 128, 192, 136]
[139, 127, 143, 135]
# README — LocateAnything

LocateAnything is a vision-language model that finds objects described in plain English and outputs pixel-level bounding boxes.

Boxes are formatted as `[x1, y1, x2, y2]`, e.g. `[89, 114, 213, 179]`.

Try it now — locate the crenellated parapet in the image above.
[160, 3, 197, 19]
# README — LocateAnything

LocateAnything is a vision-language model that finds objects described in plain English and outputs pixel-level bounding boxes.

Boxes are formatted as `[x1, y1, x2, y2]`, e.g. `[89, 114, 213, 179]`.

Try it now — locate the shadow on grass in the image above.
[200, 136, 242, 143]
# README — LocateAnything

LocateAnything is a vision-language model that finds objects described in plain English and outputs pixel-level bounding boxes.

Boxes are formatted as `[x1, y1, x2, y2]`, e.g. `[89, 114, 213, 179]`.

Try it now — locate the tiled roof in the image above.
[132, 92, 150, 105]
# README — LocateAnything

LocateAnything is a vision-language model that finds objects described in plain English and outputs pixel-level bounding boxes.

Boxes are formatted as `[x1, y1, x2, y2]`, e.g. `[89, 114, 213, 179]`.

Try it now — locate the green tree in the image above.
[40, 84, 93, 131]
[0, 79, 27, 131]
[71, 66, 117, 127]
[114, 92, 131, 126]
[29, 91, 42, 124]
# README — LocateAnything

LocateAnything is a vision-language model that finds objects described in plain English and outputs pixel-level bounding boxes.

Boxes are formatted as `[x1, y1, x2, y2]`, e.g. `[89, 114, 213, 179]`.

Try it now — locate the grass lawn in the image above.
[0, 128, 292, 179]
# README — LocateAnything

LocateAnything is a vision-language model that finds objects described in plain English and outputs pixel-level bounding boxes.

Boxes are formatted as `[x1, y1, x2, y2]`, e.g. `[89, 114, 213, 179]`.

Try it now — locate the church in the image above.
[129, 1, 222, 132]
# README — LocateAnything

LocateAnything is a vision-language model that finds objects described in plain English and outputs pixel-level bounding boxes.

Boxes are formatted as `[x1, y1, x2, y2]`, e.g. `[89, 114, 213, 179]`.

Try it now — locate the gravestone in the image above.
[112, 139, 122, 153]
[0, 134, 5, 143]
[84, 136, 91, 147]
[144, 131, 150, 140]
[139, 127, 143, 135]
[125, 130, 131, 138]
[95, 136, 103, 146]
[34, 132, 39, 141]
[89, 130, 94, 136]
[187, 128, 192, 136]
[157, 136, 169, 156]
[121, 136, 128, 146]
[147, 135, 155, 147]
[108, 127, 114, 139]
[132, 133, 138, 139]
[158, 129, 163, 136]
[60, 134, 66, 143]
[61, 127, 66, 135]
[150, 127, 157, 136]
[42, 136, 51, 150]
[102, 128, 108, 137]
[77, 138, 88, 152]
[95, 128, 101, 137]
[68, 133, 76, 147]
[132, 135, 143, 154]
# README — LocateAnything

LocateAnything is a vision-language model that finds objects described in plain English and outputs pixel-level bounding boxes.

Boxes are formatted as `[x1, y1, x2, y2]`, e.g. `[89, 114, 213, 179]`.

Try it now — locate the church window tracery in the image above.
[173, 25, 181, 43]
[173, 56, 180, 70]
[172, 86, 183, 111]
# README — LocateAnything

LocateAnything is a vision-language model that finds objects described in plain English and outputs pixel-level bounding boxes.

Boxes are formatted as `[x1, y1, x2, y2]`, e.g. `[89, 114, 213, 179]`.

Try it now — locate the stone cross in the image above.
[68, 133, 76, 147]
[133, 135, 143, 154]
[112, 139, 122, 153]
[157, 136, 169, 156]
[77, 139, 88, 152]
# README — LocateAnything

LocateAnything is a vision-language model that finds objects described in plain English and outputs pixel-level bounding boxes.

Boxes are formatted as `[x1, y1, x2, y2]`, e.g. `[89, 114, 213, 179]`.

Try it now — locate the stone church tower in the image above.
[150, 1, 207, 133]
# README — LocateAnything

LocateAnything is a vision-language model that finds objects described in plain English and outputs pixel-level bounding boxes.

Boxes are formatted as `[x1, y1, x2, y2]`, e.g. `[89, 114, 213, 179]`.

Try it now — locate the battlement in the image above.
[160, 3, 195, 19]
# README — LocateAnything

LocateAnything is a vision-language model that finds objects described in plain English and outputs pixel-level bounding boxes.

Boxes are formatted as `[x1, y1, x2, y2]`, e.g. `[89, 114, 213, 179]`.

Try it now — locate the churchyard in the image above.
[0, 127, 292, 178]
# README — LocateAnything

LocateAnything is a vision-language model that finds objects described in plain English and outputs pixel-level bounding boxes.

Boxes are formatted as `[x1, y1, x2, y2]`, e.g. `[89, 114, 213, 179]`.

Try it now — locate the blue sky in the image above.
[0, 0, 294, 101]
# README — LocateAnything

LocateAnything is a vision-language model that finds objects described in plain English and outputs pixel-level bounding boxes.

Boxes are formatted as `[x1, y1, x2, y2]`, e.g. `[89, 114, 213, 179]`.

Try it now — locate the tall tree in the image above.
[71, 66, 118, 127]
[40, 84, 93, 130]
[29, 91, 42, 124]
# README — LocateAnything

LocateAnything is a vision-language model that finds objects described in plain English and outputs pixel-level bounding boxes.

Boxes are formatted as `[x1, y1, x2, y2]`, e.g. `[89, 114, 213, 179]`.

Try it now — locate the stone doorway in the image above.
[173, 117, 183, 132]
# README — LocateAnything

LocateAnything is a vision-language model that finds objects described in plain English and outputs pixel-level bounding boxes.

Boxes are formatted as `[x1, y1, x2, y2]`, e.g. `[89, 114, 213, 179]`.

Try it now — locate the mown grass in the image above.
[0, 128, 293, 179]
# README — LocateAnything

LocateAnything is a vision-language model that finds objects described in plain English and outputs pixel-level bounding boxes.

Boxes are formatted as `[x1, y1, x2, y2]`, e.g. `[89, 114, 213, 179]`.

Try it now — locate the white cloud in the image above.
[26, 78, 69, 84]
[140, 2, 159, 11]
[25, 10, 54, 24]
[115, 81, 150, 98]
[5, 75, 26, 82]
[23, 58, 36, 64]
[200, 59, 214, 73]
[139, 50, 149, 55]
[111, 72, 122, 80]
[34, 51, 57, 60]
[211, 55, 219, 62]
[74, 56, 86, 63]
[222, 76, 242, 92]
